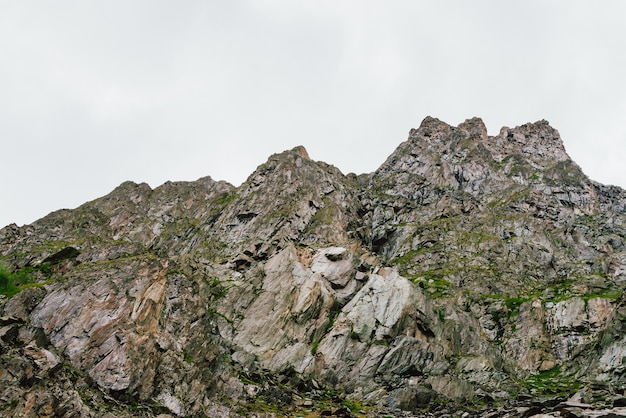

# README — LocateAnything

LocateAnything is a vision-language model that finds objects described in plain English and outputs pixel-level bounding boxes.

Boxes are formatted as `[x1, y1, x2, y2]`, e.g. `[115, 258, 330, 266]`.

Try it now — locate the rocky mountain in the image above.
[2, 117, 626, 417]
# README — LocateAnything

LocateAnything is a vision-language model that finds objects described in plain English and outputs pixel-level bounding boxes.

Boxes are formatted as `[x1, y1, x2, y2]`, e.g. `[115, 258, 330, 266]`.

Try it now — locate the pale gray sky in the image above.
[1, 1, 626, 227]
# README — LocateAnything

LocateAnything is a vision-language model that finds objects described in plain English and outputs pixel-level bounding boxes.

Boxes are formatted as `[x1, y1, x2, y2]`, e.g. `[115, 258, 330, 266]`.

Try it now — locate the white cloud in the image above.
[1, 1, 626, 226]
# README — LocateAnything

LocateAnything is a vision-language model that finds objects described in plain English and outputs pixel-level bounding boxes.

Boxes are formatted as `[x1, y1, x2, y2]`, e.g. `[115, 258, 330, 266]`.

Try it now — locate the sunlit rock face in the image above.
[2, 116, 626, 417]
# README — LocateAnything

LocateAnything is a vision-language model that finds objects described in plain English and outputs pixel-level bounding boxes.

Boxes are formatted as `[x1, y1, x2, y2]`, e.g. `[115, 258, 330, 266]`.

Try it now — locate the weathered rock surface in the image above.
[2, 116, 626, 417]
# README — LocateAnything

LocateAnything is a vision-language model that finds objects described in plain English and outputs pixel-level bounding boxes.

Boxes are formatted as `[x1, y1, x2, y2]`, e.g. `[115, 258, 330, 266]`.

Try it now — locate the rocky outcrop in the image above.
[2, 116, 626, 417]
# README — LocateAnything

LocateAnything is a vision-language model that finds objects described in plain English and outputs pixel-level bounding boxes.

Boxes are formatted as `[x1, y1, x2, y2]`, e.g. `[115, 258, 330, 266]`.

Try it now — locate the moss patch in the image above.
[523, 365, 580, 396]
[0, 263, 54, 298]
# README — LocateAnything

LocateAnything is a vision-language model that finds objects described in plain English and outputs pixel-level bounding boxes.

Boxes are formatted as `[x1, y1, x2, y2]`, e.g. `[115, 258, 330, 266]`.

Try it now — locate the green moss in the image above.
[207, 308, 234, 324]
[182, 349, 194, 364]
[544, 160, 586, 187]
[412, 272, 452, 298]
[0, 263, 54, 298]
[342, 398, 366, 413]
[0, 398, 18, 410]
[309, 205, 336, 228]
[436, 307, 446, 321]
[206, 278, 235, 323]
[392, 248, 428, 267]
[41, 239, 77, 252]
[483, 294, 535, 319]
[486, 185, 533, 208]
[539, 278, 621, 305]
[269, 200, 298, 220]
[202, 239, 229, 263]
[208, 277, 234, 300]
[214, 191, 239, 206]
[542, 279, 575, 303]
[523, 365, 580, 396]
[504, 297, 529, 317]
[583, 290, 621, 301]
[240, 397, 283, 414]
[577, 214, 605, 229]
[71, 253, 157, 272]
[310, 303, 342, 353]
[0, 265, 18, 297]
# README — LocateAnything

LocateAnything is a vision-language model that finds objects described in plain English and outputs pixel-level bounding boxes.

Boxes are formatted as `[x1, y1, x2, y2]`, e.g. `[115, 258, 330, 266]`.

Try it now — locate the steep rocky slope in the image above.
[2, 117, 626, 417]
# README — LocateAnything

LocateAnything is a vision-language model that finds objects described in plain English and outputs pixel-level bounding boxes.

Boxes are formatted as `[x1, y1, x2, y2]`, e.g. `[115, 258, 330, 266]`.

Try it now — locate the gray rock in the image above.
[2, 116, 626, 416]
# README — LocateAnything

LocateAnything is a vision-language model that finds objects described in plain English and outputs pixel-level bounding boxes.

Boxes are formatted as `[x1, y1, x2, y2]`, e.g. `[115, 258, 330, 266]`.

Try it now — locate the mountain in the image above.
[2, 117, 626, 417]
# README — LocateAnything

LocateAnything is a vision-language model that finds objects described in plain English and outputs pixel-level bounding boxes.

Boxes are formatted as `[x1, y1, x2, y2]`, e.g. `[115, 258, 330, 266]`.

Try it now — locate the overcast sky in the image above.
[1, 1, 626, 227]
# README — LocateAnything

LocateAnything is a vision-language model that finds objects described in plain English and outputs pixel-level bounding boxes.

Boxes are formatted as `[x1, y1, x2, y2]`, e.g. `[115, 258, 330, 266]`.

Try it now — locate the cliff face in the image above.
[2, 117, 626, 417]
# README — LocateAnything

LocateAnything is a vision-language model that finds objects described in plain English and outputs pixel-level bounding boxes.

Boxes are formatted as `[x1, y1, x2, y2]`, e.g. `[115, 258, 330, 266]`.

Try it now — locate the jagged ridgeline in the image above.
[2, 117, 626, 417]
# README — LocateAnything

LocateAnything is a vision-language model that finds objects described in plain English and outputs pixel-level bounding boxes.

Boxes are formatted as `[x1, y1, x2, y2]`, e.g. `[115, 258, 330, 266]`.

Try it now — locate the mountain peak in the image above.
[290, 145, 310, 160]
[374, 116, 592, 209]
[410, 116, 452, 138]
[409, 116, 488, 147]
[2, 116, 626, 417]
[497, 119, 570, 163]
[458, 116, 488, 140]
